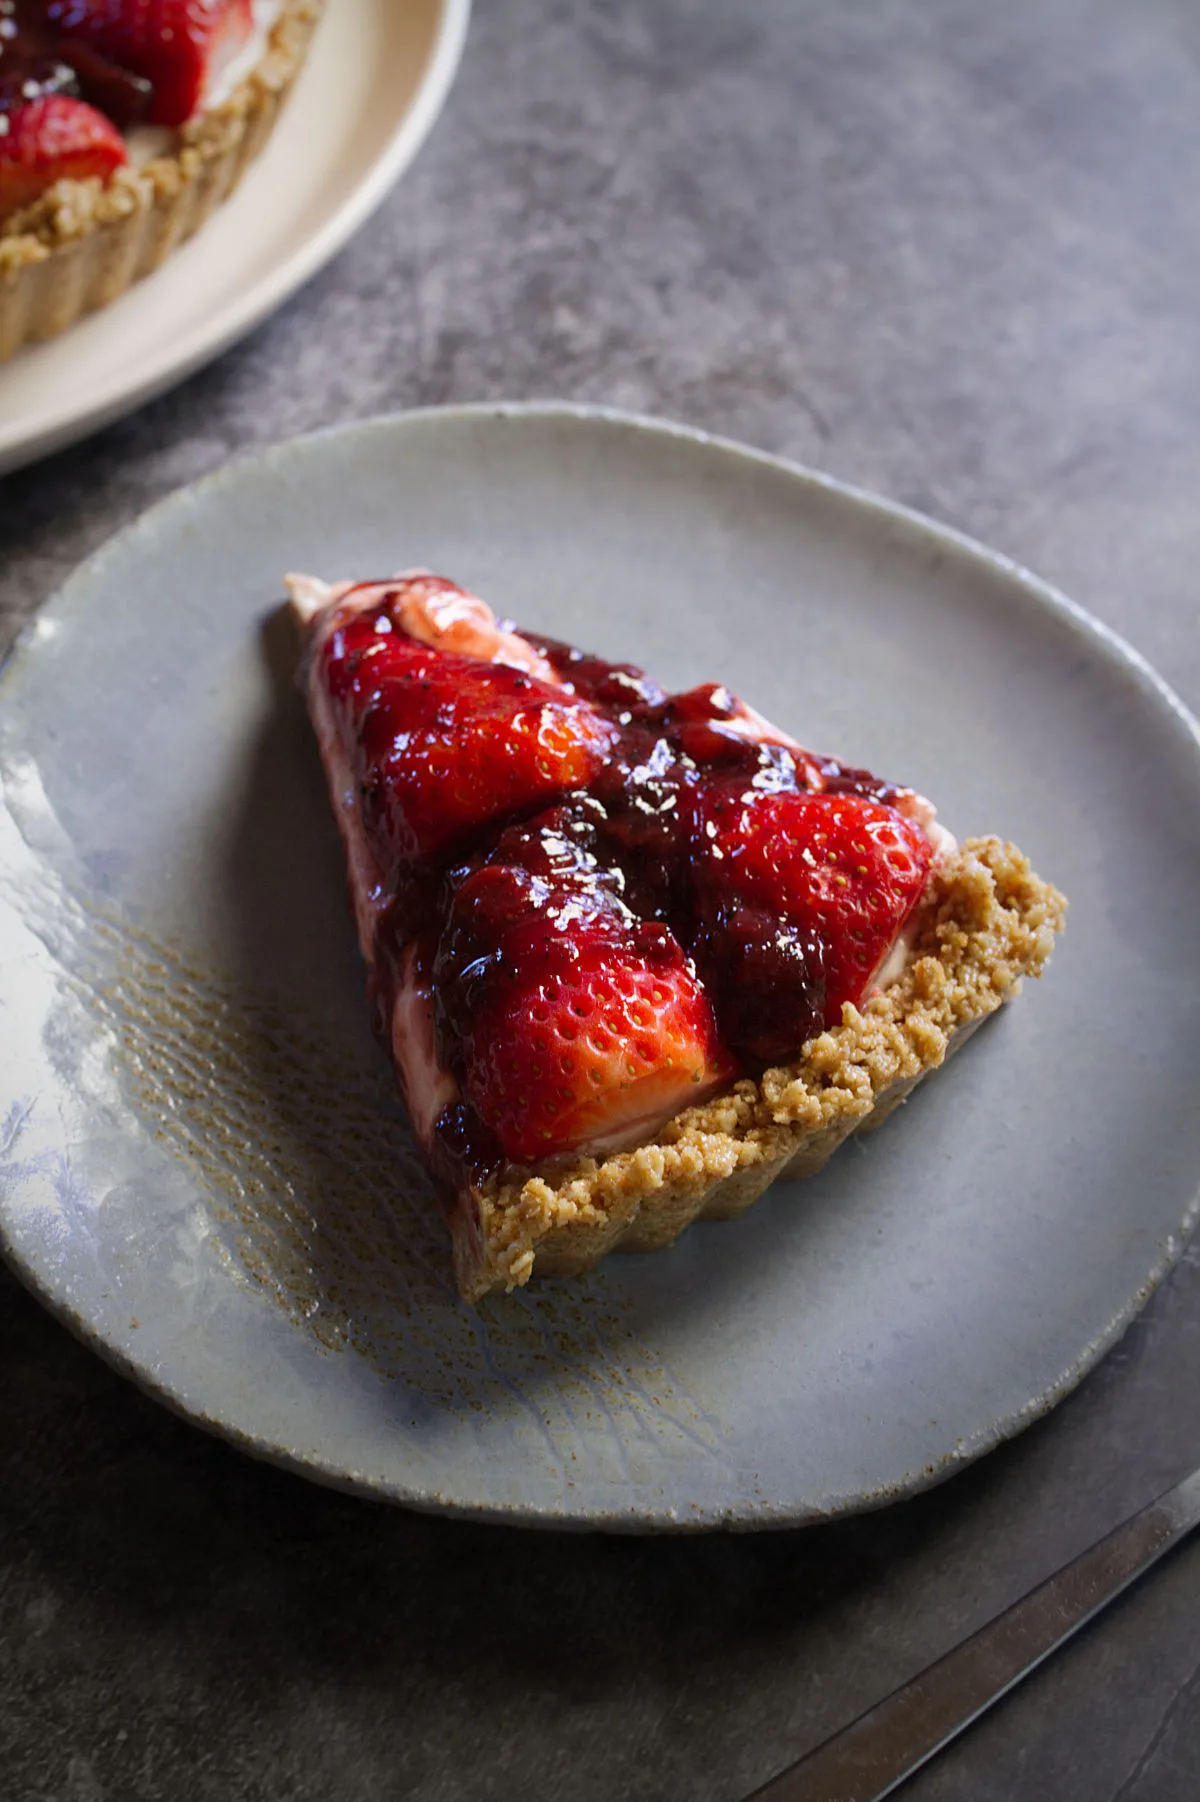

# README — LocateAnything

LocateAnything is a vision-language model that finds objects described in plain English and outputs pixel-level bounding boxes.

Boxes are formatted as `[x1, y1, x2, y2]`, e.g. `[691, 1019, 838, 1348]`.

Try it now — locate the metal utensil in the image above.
[746, 1464, 1200, 1802]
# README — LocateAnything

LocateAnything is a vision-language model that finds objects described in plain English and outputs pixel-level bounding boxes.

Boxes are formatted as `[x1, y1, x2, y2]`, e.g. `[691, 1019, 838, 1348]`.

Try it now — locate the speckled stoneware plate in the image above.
[0, 0, 471, 478]
[2, 406, 1199, 1530]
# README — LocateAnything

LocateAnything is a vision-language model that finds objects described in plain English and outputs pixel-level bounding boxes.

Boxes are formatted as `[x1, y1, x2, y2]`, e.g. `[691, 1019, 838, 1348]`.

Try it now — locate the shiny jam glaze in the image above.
[312, 584, 936, 1189]
[0, 2, 150, 123]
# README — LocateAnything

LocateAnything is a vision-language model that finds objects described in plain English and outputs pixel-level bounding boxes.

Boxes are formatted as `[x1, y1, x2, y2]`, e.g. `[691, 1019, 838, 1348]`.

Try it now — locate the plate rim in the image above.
[0, 0, 472, 480]
[3, 399, 1200, 1532]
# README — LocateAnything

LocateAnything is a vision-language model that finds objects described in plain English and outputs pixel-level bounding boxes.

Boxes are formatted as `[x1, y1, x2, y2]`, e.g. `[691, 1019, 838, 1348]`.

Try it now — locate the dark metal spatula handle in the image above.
[746, 1465, 1200, 1802]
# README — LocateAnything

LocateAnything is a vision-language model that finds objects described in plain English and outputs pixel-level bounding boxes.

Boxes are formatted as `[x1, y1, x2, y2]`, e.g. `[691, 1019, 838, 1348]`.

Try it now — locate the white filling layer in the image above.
[303, 653, 385, 966]
[391, 948, 460, 1146]
[873, 915, 922, 992]
[206, 0, 285, 108]
[872, 808, 958, 993]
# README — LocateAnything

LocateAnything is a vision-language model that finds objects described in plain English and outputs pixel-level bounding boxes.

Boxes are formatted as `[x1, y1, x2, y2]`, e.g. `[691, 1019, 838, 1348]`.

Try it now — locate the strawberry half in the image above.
[435, 805, 733, 1163]
[0, 92, 126, 215]
[459, 933, 730, 1163]
[320, 611, 615, 871]
[689, 786, 935, 1061]
[49, 0, 253, 127]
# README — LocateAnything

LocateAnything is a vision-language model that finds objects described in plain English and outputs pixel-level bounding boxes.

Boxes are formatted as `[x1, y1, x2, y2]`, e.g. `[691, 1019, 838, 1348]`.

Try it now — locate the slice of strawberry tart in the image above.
[288, 571, 1066, 1303]
[0, 0, 322, 358]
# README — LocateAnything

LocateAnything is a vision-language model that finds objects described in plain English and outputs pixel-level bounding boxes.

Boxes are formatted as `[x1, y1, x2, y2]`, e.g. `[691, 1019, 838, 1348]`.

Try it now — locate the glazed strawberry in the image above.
[526, 630, 669, 711]
[460, 932, 729, 1163]
[0, 6, 154, 128]
[435, 806, 732, 1163]
[689, 787, 936, 1061]
[657, 680, 823, 786]
[49, 0, 252, 127]
[0, 11, 75, 118]
[319, 610, 615, 871]
[0, 91, 125, 213]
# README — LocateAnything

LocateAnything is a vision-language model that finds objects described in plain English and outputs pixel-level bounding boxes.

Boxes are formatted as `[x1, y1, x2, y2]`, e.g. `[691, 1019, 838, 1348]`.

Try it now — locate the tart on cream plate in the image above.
[289, 569, 1067, 1304]
[0, 0, 323, 359]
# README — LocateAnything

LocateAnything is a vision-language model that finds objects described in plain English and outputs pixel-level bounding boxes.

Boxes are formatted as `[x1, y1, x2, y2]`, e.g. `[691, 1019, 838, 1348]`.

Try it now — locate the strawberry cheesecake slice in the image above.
[289, 572, 1066, 1302]
[0, 0, 322, 358]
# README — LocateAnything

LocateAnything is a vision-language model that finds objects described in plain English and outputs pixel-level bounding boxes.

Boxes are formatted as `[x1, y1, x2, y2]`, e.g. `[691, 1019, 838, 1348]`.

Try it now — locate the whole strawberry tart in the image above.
[0, 0, 322, 359]
[288, 571, 1066, 1303]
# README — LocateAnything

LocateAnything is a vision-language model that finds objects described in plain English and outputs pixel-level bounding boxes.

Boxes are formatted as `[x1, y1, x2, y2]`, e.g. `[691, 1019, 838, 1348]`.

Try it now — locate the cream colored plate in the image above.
[0, 0, 470, 477]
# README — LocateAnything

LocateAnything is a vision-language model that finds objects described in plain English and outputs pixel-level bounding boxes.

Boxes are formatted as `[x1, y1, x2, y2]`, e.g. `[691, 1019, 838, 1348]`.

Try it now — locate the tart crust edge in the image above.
[452, 836, 1066, 1303]
[0, 0, 324, 361]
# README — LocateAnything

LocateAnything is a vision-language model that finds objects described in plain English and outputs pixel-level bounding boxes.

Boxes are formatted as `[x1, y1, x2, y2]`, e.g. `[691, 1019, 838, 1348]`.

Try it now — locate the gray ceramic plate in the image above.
[2, 406, 1199, 1530]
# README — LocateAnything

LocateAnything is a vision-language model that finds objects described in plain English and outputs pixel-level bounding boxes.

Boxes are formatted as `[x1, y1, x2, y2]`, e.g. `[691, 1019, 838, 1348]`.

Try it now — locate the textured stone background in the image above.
[2, 2, 1200, 1797]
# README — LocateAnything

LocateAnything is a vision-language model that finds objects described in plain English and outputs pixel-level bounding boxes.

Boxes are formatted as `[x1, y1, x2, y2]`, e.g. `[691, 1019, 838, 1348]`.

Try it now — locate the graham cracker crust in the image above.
[452, 837, 1066, 1302]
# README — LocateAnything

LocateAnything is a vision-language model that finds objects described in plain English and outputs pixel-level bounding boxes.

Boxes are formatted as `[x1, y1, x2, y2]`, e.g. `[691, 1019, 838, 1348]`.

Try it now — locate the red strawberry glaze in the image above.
[47, 0, 251, 127]
[297, 576, 948, 1196]
[0, 6, 155, 125]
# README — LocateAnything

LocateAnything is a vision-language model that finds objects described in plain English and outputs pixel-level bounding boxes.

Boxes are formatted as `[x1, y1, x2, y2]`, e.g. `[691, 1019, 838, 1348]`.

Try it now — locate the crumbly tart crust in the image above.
[0, 0, 322, 361]
[453, 838, 1066, 1303]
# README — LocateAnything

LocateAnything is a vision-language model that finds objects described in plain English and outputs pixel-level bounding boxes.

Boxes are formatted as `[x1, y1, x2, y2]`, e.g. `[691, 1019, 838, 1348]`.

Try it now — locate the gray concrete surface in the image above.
[3, 1, 1199, 1796]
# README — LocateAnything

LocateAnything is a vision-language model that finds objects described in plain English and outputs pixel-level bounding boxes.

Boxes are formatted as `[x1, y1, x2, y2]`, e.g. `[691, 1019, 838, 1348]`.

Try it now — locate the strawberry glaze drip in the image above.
[308, 581, 937, 1193]
[0, 2, 150, 123]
